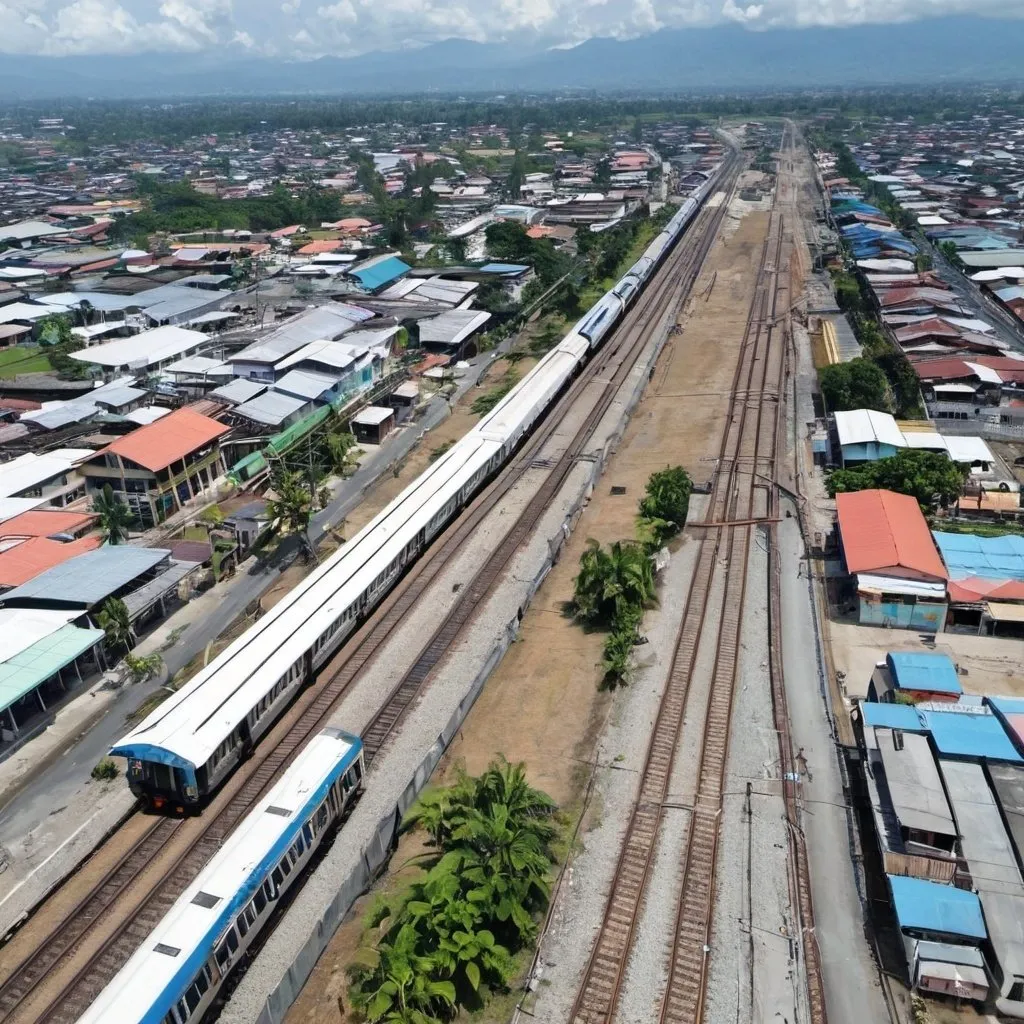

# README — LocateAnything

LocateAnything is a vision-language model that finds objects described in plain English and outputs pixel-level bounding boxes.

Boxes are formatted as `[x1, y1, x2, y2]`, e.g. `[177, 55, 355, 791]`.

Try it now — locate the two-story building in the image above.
[79, 408, 229, 527]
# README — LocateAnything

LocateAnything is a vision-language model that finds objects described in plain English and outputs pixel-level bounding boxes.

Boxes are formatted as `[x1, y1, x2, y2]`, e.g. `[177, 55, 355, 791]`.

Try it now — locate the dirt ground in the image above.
[829, 620, 1024, 700]
[285, 201, 773, 1023]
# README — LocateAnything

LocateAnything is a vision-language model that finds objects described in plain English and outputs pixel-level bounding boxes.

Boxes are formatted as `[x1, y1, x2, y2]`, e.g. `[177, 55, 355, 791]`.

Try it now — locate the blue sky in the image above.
[0, 0, 1013, 57]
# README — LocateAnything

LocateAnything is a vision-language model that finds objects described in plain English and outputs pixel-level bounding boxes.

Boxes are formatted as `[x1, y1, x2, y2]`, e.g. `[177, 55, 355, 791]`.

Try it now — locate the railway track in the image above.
[0, 155, 743, 1024]
[569, 130, 799, 1024]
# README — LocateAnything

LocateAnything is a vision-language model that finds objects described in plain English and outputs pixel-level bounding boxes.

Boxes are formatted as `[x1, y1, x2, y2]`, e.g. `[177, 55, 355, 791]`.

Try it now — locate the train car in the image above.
[622, 255, 654, 290]
[576, 291, 625, 349]
[76, 729, 363, 1024]
[112, 434, 499, 810]
[612, 277, 640, 307]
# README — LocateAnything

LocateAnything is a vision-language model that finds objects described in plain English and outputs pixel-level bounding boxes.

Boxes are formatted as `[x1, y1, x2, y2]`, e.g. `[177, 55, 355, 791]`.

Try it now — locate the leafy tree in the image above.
[91, 484, 136, 544]
[827, 449, 968, 511]
[573, 539, 655, 628]
[831, 272, 863, 315]
[324, 426, 357, 476]
[819, 358, 891, 413]
[939, 240, 963, 269]
[638, 466, 692, 549]
[37, 313, 74, 346]
[96, 597, 133, 652]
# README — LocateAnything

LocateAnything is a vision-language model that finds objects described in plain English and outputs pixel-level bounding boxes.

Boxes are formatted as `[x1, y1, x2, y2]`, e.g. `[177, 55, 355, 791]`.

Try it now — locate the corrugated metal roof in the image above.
[834, 409, 905, 449]
[210, 378, 267, 405]
[887, 874, 987, 940]
[887, 652, 962, 695]
[69, 325, 207, 370]
[836, 489, 947, 581]
[862, 701, 927, 731]
[104, 407, 228, 473]
[0, 545, 170, 608]
[926, 709, 1023, 763]
[273, 369, 341, 401]
[0, 622, 105, 714]
[418, 309, 491, 347]
[876, 728, 956, 836]
[348, 254, 411, 292]
[933, 532, 1024, 583]
[233, 391, 308, 427]
[232, 302, 374, 364]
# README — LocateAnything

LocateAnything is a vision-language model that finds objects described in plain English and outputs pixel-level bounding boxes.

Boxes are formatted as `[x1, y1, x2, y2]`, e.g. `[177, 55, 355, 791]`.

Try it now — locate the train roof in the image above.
[473, 342, 584, 443]
[111, 433, 498, 772]
[76, 729, 362, 1024]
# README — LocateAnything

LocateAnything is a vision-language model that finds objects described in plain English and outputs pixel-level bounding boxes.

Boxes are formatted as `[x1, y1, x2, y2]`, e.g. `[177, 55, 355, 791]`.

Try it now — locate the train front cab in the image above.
[122, 748, 201, 814]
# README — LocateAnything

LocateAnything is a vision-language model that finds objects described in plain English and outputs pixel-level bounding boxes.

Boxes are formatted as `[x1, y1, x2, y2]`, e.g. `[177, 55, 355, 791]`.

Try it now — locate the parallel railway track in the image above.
[570, 124, 823, 1024]
[0, 155, 742, 1024]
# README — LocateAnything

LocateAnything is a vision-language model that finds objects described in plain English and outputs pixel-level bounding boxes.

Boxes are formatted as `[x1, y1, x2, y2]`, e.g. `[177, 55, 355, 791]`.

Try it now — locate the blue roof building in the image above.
[933, 532, 1024, 583]
[887, 652, 963, 697]
[923, 708, 1023, 763]
[887, 875, 987, 941]
[860, 701, 927, 732]
[348, 254, 411, 293]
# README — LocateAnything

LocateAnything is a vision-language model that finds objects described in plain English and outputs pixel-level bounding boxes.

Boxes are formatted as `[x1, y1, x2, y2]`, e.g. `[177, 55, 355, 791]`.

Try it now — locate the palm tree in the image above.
[96, 597, 134, 652]
[474, 757, 557, 838]
[573, 539, 655, 627]
[91, 484, 135, 545]
[602, 628, 634, 689]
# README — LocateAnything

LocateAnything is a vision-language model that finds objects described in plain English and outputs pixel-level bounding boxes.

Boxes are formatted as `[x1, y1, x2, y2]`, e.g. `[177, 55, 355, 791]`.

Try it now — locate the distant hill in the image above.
[1, 17, 1023, 99]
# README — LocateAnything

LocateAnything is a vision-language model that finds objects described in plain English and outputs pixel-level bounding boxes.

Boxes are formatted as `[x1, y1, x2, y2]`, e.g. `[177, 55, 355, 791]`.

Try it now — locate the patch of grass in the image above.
[0, 345, 52, 378]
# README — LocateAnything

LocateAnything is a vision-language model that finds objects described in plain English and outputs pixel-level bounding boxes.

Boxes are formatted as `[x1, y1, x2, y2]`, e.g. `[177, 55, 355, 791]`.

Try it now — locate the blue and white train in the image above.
[110, 176, 718, 812]
[76, 729, 364, 1024]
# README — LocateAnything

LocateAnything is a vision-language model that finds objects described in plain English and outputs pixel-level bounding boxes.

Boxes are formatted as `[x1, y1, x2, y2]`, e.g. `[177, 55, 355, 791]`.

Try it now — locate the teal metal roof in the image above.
[0, 623, 104, 714]
[349, 255, 410, 292]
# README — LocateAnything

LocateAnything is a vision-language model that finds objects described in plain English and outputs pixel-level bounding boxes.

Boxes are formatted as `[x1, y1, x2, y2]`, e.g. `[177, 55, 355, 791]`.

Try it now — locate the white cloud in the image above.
[0, 0, 1020, 57]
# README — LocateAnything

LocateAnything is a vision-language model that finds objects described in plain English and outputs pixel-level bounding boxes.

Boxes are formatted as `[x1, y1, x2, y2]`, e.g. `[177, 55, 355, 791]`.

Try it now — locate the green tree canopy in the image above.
[819, 358, 891, 413]
[638, 466, 692, 549]
[573, 539, 655, 628]
[827, 449, 968, 511]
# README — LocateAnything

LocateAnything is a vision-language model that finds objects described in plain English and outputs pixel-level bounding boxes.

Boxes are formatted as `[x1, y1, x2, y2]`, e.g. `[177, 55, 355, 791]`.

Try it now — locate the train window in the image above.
[254, 888, 267, 914]
[216, 943, 231, 969]
[184, 985, 202, 1013]
[315, 802, 329, 831]
[272, 866, 284, 889]
[279, 855, 292, 878]
[238, 915, 248, 938]
[195, 970, 210, 997]
[176, 999, 188, 1023]
[302, 822, 313, 844]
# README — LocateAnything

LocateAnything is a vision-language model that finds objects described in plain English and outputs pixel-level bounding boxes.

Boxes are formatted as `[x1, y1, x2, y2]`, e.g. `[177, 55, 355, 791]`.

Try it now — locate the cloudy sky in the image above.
[0, 0, 1011, 58]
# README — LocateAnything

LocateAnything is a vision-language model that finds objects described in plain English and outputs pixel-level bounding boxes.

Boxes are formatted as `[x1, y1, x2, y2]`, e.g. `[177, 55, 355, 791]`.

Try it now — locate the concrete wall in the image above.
[859, 596, 947, 632]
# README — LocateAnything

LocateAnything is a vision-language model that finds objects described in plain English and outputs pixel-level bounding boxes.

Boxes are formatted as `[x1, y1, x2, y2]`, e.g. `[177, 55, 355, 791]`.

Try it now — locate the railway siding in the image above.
[221, 222, 709, 1024]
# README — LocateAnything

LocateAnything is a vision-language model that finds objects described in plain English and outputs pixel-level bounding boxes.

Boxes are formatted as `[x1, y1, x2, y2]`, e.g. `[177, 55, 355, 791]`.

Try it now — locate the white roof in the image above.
[69, 325, 207, 370]
[0, 452, 83, 499]
[351, 405, 394, 426]
[162, 355, 230, 376]
[933, 382, 979, 393]
[834, 409, 905, 449]
[856, 574, 947, 599]
[0, 608, 79, 663]
[901, 431, 948, 452]
[918, 215, 950, 226]
[856, 258, 916, 273]
[274, 368, 341, 401]
[963, 361, 1004, 384]
[126, 407, 171, 426]
[944, 435, 995, 465]
[273, 339, 359, 373]
[971, 267, 1024, 282]
[0, 302, 64, 324]
[0, 219, 69, 242]
[77, 730, 360, 1024]
[0, 497, 49, 522]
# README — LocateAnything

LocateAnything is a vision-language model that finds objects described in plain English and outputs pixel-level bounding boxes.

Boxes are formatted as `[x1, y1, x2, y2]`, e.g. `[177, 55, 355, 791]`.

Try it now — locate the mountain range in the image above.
[1, 17, 1022, 99]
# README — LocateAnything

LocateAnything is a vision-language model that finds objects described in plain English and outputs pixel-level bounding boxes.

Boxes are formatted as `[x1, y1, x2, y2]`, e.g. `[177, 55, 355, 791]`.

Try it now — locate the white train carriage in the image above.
[575, 291, 625, 349]
[622, 255, 655, 290]
[612, 277, 640, 307]
[474, 337, 588, 446]
[76, 729, 363, 1024]
[112, 434, 500, 809]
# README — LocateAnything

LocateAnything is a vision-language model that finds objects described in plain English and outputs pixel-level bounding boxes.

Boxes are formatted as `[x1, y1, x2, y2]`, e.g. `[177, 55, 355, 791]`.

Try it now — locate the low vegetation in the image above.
[637, 466, 692, 551]
[827, 449, 968, 511]
[348, 758, 559, 1023]
[91, 758, 120, 781]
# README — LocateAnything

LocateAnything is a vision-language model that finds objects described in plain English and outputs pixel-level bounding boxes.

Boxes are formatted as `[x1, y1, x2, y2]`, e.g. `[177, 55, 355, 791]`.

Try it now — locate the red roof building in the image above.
[0, 536, 101, 590]
[0, 509, 95, 540]
[836, 489, 947, 582]
[81, 408, 229, 528]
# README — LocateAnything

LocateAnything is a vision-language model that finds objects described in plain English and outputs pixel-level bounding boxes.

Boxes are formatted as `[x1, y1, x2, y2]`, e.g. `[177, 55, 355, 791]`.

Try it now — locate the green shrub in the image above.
[92, 759, 120, 781]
